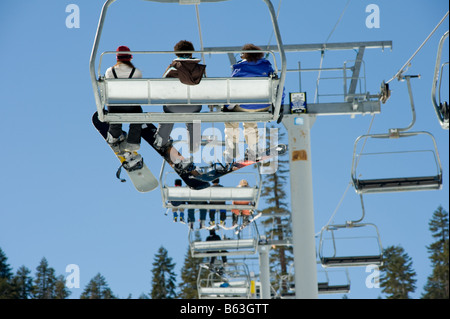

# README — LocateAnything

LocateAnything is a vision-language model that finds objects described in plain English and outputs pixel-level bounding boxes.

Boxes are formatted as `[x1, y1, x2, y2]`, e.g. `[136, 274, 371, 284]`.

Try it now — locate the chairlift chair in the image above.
[90, 0, 287, 124]
[318, 222, 383, 268]
[317, 268, 351, 295]
[197, 262, 252, 299]
[351, 132, 443, 194]
[189, 222, 259, 258]
[160, 156, 262, 210]
[351, 75, 443, 194]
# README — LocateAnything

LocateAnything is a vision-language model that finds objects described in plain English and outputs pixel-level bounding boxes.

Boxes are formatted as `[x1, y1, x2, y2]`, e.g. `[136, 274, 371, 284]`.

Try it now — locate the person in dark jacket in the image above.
[206, 229, 228, 268]
[154, 40, 206, 156]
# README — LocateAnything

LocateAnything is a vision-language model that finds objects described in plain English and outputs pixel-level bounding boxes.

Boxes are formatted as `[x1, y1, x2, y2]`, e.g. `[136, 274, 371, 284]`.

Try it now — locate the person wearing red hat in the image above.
[105, 45, 143, 152]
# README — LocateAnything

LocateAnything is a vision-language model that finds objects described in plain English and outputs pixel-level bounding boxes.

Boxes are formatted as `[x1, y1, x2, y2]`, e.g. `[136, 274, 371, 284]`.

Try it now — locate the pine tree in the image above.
[32, 257, 58, 299]
[80, 273, 116, 299]
[11, 266, 34, 299]
[260, 126, 293, 295]
[150, 246, 177, 299]
[179, 233, 205, 299]
[54, 275, 71, 299]
[138, 293, 149, 299]
[380, 245, 417, 299]
[0, 247, 14, 299]
[422, 205, 449, 299]
[0, 248, 13, 280]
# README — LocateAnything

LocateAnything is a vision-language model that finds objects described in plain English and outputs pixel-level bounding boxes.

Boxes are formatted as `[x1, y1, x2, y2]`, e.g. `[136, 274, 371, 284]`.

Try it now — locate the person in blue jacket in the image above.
[222, 44, 275, 162]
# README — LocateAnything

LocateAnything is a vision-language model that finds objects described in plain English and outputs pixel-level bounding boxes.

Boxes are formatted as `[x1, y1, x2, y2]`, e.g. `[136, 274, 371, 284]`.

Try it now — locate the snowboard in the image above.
[193, 144, 288, 182]
[92, 112, 158, 193]
[140, 124, 210, 190]
[235, 212, 262, 235]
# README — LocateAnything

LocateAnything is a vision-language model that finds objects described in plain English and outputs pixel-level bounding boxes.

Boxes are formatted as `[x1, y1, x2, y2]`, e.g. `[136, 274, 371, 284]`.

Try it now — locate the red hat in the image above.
[116, 45, 132, 61]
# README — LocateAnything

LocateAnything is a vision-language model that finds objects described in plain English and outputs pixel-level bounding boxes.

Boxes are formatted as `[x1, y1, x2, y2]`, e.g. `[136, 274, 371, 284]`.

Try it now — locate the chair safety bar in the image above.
[431, 31, 449, 130]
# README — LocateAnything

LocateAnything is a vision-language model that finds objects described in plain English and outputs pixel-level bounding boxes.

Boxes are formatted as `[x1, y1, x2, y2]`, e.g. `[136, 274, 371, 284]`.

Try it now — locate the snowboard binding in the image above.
[115, 152, 144, 183]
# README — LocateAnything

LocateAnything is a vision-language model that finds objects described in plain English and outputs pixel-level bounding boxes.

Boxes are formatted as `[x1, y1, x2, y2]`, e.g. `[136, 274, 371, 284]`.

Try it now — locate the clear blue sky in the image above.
[0, 0, 448, 299]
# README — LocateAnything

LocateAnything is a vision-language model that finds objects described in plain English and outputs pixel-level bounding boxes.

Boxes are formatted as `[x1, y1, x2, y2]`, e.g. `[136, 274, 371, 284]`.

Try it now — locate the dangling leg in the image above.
[179, 208, 185, 224]
[172, 209, 178, 222]
[155, 123, 174, 149]
[120, 105, 143, 152]
[106, 106, 126, 152]
[186, 120, 201, 155]
[224, 122, 240, 163]
[231, 210, 239, 227]
[243, 122, 259, 161]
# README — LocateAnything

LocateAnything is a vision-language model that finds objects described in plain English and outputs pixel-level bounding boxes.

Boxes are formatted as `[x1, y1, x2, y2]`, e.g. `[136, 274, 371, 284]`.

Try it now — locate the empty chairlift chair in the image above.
[351, 131, 443, 194]
[317, 268, 351, 295]
[351, 75, 443, 194]
[90, 0, 286, 124]
[318, 222, 383, 268]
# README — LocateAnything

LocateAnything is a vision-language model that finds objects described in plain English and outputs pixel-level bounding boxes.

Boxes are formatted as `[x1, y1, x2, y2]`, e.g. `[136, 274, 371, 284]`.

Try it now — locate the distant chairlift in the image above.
[317, 268, 351, 295]
[280, 263, 351, 296]
[160, 137, 262, 210]
[431, 30, 449, 130]
[319, 222, 383, 268]
[90, 0, 286, 124]
[318, 195, 383, 268]
[351, 75, 443, 194]
[197, 262, 252, 299]
[188, 220, 260, 258]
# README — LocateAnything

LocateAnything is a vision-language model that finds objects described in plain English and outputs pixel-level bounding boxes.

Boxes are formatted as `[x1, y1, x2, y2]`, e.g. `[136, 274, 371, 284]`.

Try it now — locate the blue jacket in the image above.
[231, 59, 274, 78]
[228, 59, 281, 111]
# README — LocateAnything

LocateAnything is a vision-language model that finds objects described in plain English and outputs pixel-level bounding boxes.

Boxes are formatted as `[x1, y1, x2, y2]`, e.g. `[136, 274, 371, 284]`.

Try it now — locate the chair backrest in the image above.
[102, 77, 279, 106]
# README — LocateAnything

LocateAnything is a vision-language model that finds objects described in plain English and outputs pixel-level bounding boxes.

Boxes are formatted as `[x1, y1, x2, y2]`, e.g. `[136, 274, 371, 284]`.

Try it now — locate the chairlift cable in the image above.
[316, 113, 375, 237]
[386, 11, 449, 84]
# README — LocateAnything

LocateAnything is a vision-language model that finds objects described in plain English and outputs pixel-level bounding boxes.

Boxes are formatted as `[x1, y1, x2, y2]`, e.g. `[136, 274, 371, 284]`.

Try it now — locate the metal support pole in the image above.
[282, 114, 318, 299]
[258, 245, 271, 299]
